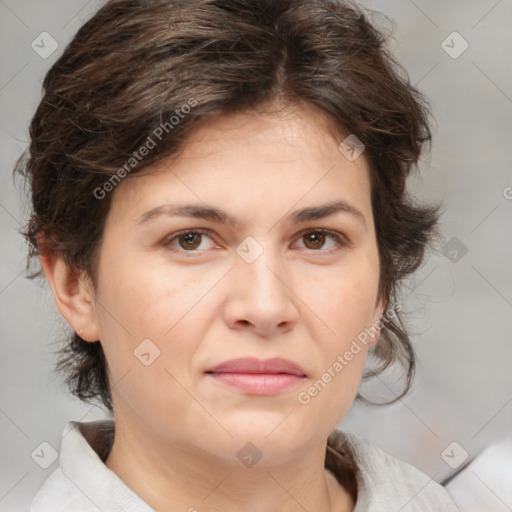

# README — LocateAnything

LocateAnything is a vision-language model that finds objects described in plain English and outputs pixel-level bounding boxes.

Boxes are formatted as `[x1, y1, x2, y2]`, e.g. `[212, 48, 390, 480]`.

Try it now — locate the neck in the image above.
[104, 415, 354, 512]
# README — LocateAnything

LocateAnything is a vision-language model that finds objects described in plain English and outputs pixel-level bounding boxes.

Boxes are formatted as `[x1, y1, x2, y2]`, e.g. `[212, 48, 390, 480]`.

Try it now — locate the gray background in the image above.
[1, 0, 511, 510]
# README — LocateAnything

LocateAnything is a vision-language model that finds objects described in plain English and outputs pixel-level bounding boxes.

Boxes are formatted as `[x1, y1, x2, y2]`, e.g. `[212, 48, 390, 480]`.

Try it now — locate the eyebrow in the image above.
[137, 200, 367, 229]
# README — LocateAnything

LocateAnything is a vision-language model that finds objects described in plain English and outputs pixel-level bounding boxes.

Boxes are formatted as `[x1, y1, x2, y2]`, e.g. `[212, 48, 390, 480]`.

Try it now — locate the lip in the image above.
[205, 357, 307, 396]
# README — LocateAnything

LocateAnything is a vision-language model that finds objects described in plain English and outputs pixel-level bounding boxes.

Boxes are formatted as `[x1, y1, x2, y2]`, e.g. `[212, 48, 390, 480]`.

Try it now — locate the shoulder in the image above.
[30, 466, 95, 512]
[30, 421, 108, 512]
[327, 429, 459, 511]
[30, 420, 152, 512]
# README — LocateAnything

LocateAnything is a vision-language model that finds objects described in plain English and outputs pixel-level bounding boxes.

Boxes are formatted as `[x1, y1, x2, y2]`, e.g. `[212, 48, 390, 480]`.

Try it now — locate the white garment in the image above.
[444, 435, 512, 510]
[30, 420, 459, 511]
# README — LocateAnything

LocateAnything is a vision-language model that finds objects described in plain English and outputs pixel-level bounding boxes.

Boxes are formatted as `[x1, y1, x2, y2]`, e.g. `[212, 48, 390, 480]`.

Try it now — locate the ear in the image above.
[39, 251, 100, 343]
[368, 297, 387, 346]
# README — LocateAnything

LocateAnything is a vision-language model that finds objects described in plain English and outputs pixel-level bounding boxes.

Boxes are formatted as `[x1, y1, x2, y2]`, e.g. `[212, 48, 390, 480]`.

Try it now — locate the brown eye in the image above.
[178, 232, 202, 250]
[295, 229, 346, 252]
[163, 229, 216, 254]
[303, 231, 327, 250]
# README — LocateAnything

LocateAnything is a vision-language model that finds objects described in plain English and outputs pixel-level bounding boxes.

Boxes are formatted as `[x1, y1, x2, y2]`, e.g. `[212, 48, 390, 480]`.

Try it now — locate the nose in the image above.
[223, 243, 299, 338]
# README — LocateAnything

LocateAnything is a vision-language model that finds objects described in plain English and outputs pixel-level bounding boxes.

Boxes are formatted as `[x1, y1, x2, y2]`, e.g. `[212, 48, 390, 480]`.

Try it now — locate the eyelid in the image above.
[293, 228, 349, 252]
[161, 227, 349, 255]
[161, 228, 216, 255]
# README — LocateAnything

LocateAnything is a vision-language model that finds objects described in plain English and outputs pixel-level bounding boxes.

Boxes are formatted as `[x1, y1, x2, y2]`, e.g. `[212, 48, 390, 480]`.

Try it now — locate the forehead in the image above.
[107, 106, 373, 226]
[173, 103, 349, 161]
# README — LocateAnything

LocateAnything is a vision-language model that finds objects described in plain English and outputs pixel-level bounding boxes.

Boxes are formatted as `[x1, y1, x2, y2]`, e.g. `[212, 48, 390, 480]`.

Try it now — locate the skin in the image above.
[41, 103, 384, 512]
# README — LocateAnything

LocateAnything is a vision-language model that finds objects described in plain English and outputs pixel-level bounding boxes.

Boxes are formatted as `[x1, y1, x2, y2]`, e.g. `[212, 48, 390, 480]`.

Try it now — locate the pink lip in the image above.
[205, 357, 307, 396]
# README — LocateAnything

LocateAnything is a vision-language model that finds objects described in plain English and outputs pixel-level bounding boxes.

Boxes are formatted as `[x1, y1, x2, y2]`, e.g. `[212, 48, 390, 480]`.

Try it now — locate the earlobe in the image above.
[39, 252, 100, 342]
[368, 299, 386, 346]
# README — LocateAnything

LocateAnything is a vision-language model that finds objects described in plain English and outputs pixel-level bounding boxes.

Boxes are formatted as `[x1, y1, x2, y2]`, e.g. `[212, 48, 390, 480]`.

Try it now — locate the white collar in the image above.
[31, 419, 458, 511]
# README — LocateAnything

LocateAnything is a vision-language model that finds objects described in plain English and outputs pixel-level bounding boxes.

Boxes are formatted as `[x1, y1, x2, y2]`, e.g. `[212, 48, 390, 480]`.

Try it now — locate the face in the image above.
[88, 105, 383, 465]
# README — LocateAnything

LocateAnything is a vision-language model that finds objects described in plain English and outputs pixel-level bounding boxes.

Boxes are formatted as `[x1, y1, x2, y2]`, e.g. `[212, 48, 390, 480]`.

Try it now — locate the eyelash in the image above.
[162, 228, 348, 256]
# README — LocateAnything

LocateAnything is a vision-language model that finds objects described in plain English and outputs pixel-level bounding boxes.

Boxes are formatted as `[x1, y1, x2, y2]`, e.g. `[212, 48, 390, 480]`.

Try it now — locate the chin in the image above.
[209, 436, 310, 469]
[220, 417, 317, 460]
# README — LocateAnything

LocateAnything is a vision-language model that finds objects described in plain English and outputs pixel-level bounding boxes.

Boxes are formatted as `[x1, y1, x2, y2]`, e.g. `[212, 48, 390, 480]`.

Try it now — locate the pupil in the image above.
[181, 233, 200, 249]
[306, 232, 324, 249]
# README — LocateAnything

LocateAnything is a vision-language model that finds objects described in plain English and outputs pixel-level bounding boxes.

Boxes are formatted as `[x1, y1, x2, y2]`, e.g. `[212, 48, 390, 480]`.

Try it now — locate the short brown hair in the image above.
[16, 0, 439, 412]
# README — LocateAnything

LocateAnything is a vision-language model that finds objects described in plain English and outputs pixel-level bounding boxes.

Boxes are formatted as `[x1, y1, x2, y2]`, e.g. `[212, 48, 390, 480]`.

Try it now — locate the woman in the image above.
[18, 0, 459, 510]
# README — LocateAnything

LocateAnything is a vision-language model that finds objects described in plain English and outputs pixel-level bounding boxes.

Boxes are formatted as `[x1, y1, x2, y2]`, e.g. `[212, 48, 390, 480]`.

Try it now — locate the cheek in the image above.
[317, 263, 380, 343]
[296, 260, 379, 426]
[93, 256, 212, 390]
[93, 265, 199, 426]
[95, 253, 201, 340]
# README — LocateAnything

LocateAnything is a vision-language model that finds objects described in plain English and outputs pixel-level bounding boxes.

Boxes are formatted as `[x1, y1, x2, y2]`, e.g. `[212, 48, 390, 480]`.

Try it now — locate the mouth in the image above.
[205, 357, 307, 396]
